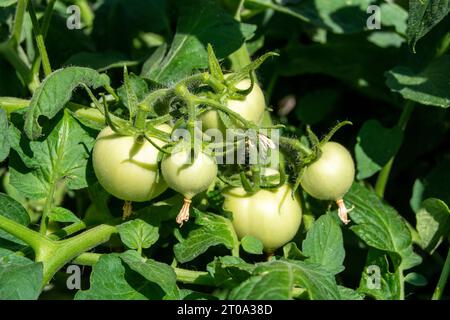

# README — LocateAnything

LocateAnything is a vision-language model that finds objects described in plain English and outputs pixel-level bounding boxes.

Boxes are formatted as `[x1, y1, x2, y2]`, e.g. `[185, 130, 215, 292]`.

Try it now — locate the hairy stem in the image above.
[432, 246, 450, 300]
[375, 101, 414, 198]
[10, 0, 29, 46]
[28, 0, 52, 76]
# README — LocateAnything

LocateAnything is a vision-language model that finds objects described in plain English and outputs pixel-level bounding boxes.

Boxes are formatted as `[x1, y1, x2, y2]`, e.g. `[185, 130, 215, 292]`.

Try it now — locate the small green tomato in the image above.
[300, 141, 355, 224]
[199, 77, 266, 134]
[92, 125, 170, 202]
[223, 184, 302, 252]
[161, 147, 218, 226]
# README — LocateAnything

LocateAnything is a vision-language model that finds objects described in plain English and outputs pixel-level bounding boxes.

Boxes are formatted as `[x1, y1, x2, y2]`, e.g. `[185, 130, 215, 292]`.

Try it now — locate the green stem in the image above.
[41, 224, 117, 285]
[432, 246, 450, 300]
[74, 0, 94, 28]
[72, 252, 216, 286]
[0, 214, 53, 254]
[10, 0, 29, 46]
[39, 181, 56, 235]
[28, 0, 52, 77]
[375, 101, 414, 198]
[279, 136, 314, 157]
[49, 220, 87, 240]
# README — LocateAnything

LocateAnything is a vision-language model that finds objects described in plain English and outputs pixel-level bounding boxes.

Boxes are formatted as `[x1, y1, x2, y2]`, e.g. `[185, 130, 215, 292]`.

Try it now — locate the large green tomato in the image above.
[199, 77, 266, 134]
[223, 184, 302, 252]
[300, 142, 355, 201]
[92, 125, 170, 202]
[161, 148, 218, 199]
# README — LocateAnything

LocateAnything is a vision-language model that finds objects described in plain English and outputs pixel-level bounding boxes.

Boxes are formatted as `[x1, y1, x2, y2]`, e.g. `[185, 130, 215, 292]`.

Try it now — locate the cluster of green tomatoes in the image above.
[91, 48, 355, 253]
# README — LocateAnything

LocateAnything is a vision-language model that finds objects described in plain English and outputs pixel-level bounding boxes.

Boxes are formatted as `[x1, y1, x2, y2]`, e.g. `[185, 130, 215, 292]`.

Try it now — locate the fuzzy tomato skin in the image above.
[161, 149, 218, 199]
[300, 142, 355, 201]
[92, 125, 169, 202]
[199, 78, 266, 133]
[223, 184, 302, 251]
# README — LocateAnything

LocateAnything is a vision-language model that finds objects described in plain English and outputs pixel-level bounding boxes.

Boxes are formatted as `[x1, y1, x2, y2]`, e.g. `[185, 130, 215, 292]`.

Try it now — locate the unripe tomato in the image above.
[161, 148, 218, 199]
[199, 77, 266, 134]
[300, 142, 355, 201]
[223, 184, 302, 252]
[92, 125, 170, 202]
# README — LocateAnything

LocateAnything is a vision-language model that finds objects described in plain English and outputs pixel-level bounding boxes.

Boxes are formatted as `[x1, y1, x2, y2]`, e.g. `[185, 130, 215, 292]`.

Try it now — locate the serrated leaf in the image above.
[338, 286, 364, 300]
[229, 259, 340, 300]
[0, 193, 30, 245]
[302, 212, 345, 275]
[246, 0, 374, 34]
[346, 183, 421, 270]
[415, 198, 450, 253]
[283, 242, 308, 260]
[241, 235, 263, 255]
[407, 0, 450, 49]
[385, 56, 450, 108]
[358, 248, 401, 300]
[117, 219, 159, 251]
[355, 119, 404, 179]
[64, 51, 139, 72]
[75, 254, 168, 300]
[120, 250, 179, 299]
[24, 67, 110, 139]
[0, 108, 10, 162]
[9, 111, 95, 200]
[0, 248, 43, 300]
[173, 209, 239, 263]
[207, 256, 254, 288]
[48, 207, 81, 223]
[145, 0, 255, 84]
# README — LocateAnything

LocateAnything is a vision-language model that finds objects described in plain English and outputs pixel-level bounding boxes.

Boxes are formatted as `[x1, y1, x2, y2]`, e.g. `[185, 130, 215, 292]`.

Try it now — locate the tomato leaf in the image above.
[358, 248, 402, 300]
[415, 198, 450, 254]
[346, 183, 422, 270]
[229, 259, 341, 300]
[0, 193, 30, 245]
[338, 286, 364, 300]
[0, 109, 10, 162]
[9, 111, 95, 200]
[385, 55, 450, 108]
[411, 159, 450, 211]
[240, 235, 263, 255]
[63, 51, 139, 72]
[207, 256, 254, 288]
[355, 119, 404, 179]
[75, 254, 175, 300]
[173, 209, 239, 263]
[0, 248, 43, 300]
[117, 219, 159, 251]
[48, 207, 81, 223]
[246, 0, 374, 34]
[404, 272, 428, 287]
[24, 67, 110, 140]
[142, 0, 256, 84]
[283, 242, 308, 261]
[407, 0, 450, 50]
[302, 212, 345, 275]
[0, 0, 17, 7]
[120, 250, 179, 299]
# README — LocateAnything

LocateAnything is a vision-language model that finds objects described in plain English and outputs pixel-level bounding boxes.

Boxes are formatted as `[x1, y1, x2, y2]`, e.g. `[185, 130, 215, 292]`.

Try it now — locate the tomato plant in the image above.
[0, 0, 449, 302]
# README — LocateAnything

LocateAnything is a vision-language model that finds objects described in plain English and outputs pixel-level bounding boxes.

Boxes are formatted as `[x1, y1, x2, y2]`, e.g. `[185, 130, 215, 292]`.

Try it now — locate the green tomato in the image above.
[223, 184, 302, 252]
[161, 148, 218, 199]
[199, 77, 266, 134]
[300, 142, 355, 201]
[92, 125, 169, 202]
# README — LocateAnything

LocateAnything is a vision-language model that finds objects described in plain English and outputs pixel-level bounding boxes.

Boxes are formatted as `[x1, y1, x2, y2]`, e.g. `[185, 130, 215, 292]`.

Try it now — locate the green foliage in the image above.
[0, 0, 449, 302]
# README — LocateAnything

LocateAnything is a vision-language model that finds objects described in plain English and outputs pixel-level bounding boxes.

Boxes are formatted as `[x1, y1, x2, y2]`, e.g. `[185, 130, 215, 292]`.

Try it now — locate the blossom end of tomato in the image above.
[177, 199, 192, 227]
